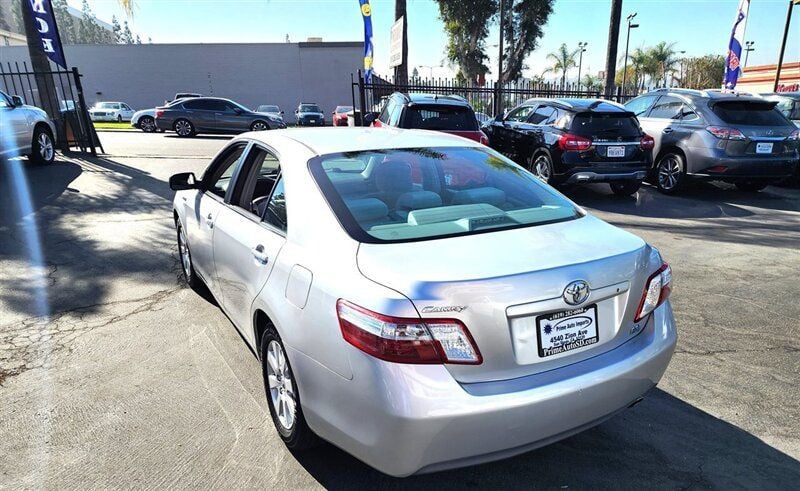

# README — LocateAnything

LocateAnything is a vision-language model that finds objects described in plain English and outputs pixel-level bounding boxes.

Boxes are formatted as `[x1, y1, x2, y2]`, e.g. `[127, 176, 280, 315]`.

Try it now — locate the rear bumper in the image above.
[564, 170, 647, 183]
[291, 302, 677, 477]
[687, 147, 799, 181]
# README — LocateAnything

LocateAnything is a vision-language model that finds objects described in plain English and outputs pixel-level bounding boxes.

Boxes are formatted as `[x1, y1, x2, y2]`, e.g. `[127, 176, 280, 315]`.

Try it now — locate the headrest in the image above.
[451, 187, 506, 207]
[374, 160, 413, 194]
[396, 191, 442, 212]
[345, 198, 389, 222]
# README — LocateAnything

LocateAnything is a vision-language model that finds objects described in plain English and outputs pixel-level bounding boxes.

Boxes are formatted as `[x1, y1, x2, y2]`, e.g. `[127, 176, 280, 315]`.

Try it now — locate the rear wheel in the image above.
[176, 221, 202, 290]
[28, 126, 55, 164]
[609, 180, 642, 196]
[139, 116, 157, 133]
[117, 114, 123, 123]
[656, 152, 686, 194]
[260, 326, 317, 450]
[528, 153, 554, 184]
[735, 181, 768, 192]
[174, 119, 195, 137]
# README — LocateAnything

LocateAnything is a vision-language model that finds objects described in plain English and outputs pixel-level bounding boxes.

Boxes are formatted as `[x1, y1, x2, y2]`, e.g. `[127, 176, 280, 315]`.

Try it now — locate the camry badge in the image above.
[421, 306, 467, 313]
[563, 280, 590, 306]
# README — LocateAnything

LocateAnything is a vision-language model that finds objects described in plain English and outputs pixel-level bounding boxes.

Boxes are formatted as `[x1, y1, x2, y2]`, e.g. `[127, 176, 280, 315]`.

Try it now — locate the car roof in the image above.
[644, 88, 766, 103]
[397, 93, 471, 107]
[522, 98, 627, 112]
[236, 127, 481, 156]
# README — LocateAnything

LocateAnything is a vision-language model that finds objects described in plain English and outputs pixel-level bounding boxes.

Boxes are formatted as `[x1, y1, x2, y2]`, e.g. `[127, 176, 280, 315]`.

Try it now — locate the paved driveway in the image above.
[1, 131, 798, 488]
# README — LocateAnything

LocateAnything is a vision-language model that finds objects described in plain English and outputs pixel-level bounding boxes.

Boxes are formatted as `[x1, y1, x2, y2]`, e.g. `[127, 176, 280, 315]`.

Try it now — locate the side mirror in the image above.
[169, 172, 198, 191]
[280, 110, 285, 115]
[11, 95, 24, 107]
[363, 113, 377, 125]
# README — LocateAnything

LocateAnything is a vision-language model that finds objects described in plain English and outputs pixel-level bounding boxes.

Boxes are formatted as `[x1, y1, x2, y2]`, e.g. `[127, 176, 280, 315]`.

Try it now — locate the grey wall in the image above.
[1, 42, 362, 123]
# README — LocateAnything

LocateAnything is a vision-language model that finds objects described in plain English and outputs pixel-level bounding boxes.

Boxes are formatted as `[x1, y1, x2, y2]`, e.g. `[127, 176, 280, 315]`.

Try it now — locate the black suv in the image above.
[484, 98, 653, 195]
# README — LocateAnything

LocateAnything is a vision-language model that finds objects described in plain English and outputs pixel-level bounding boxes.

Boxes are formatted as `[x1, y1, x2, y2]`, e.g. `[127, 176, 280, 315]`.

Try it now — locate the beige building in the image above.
[737, 62, 800, 93]
[0, 27, 25, 47]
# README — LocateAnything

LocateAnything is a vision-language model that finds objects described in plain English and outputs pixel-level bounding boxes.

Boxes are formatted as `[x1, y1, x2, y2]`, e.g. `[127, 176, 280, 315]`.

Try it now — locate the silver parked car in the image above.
[0, 90, 57, 164]
[626, 88, 799, 193]
[169, 128, 677, 477]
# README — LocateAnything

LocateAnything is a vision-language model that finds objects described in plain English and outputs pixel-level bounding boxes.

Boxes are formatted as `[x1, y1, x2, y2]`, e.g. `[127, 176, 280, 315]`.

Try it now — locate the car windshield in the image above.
[97, 103, 117, 109]
[301, 104, 321, 112]
[711, 101, 790, 126]
[259, 105, 279, 112]
[336, 106, 353, 113]
[401, 104, 479, 131]
[310, 146, 581, 243]
[570, 113, 641, 137]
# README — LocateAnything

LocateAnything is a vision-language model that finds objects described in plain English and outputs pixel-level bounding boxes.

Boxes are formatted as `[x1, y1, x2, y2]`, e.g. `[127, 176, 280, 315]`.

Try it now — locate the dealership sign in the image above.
[389, 16, 404, 68]
[25, 0, 67, 68]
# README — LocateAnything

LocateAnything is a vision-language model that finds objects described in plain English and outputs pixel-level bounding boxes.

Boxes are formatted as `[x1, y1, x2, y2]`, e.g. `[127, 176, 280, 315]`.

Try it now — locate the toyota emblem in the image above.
[563, 280, 590, 306]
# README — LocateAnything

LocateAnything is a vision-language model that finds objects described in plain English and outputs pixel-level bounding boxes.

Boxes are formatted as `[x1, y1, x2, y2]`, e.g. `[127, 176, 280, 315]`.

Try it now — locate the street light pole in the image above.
[621, 13, 639, 95]
[577, 42, 588, 88]
[774, 0, 799, 91]
[678, 50, 686, 87]
[743, 41, 755, 68]
[495, 0, 505, 115]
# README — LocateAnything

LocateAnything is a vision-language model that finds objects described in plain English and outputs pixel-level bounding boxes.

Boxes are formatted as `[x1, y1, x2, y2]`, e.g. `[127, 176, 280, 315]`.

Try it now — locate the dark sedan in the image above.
[155, 97, 286, 137]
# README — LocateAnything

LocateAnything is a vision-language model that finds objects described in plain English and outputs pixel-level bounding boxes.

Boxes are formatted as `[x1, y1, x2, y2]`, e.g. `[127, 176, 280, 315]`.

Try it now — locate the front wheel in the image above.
[250, 121, 269, 132]
[609, 180, 642, 196]
[29, 126, 55, 164]
[261, 326, 317, 450]
[735, 181, 768, 192]
[527, 153, 554, 184]
[656, 152, 686, 194]
[117, 114, 123, 123]
[139, 116, 157, 133]
[176, 221, 202, 290]
[174, 119, 195, 137]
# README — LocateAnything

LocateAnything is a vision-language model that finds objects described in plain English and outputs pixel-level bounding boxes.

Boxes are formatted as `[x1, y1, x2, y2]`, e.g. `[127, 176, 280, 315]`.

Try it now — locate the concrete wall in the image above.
[0, 42, 362, 123]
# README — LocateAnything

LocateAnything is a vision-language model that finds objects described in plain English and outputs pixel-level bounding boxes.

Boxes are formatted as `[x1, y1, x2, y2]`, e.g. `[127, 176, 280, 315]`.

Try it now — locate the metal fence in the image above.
[0, 62, 101, 155]
[351, 71, 642, 124]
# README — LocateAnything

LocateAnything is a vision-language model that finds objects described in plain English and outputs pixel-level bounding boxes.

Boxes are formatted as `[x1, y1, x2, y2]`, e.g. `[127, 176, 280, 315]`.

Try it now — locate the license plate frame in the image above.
[755, 142, 773, 154]
[607, 146, 626, 158]
[536, 305, 599, 358]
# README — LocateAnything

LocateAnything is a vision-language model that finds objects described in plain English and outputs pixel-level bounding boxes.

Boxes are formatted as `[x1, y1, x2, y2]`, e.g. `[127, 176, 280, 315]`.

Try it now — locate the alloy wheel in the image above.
[178, 225, 192, 278]
[175, 120, 192, 137]
[658, 156, 681, 191]
[140, 117, 156, 132]
[38, 132, 54, 161]
[252, 121, 268, 131]
[533, 155, 552, 183]
[266, 340, 296, 431]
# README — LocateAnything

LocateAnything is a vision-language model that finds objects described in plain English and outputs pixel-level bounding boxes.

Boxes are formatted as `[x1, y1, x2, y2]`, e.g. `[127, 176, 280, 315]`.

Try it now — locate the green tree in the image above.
[121, 20, 133, 44]
[582, 74, 603, 92]
[647, 41, 680, 87]
[437, 0, 496, 82]
[543, 43, 578, 88]
[111, 15, 122, 43]
[682, 54, 725, 89]
[500, 0, 554, 82]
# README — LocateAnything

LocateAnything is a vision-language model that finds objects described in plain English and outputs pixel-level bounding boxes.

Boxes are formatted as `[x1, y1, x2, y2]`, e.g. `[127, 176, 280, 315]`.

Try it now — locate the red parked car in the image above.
[369, 92, 489, 145]
[332, 105, 353, 126]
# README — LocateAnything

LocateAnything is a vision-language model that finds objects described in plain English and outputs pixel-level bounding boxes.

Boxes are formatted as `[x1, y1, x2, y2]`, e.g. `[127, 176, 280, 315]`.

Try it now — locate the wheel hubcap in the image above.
[176, 121, 191, 135]
[142, 118, 155, 131]
[178, 226, 191, 277]
[533, 156, 551, 182]
[39, 133, 53, 161]
[658, 157, 681, 189]
[266, 340, 295, 431]
[253, 122, 267, 131]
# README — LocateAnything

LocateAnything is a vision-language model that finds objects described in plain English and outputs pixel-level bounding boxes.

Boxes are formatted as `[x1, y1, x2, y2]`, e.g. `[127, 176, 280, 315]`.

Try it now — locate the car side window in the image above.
[625, 95, 658, 117]
[681, 108, 700, 122]
[183, 99, 208, 110]
[236, 146, 282, 216]
[203, 143, 247, 199]
[528, 105, 555, 125]
[389, 102, 403, 126]
[377, 99, 393, 124]
[543, 108, 561, 126]
[648, 96, 684, 120]
[263, 177, 287, 231]
[505, 105, 534, 123]
[0, 92, 10, 108]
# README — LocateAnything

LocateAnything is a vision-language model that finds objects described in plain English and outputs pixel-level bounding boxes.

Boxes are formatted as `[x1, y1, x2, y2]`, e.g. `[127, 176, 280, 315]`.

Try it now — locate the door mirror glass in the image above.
[169, 172, 198, 191]
[11, 95, 24, 106]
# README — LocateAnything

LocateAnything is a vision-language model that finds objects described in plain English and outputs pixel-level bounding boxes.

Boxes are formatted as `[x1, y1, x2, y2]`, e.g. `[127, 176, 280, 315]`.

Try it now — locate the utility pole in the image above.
[604, 0, 623, 98]
[495, 0, 506, 115]
[773, 0, 798, 92]
[743, 41, 755, 67]
[621, 12, 638, 95]
[577, 42, 588, 88]
[393, 0, 408, 85]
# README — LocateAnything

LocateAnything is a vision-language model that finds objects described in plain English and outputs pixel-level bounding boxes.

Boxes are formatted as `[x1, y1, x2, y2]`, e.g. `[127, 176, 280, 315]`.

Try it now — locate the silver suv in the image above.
[0, 90, 57, 164]
[626, 89, 799, 193]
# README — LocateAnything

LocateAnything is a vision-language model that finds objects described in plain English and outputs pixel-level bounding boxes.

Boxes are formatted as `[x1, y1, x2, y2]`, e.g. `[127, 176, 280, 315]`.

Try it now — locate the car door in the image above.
[211, 144, 286, 340]
[0, 91, 30, 154]
[490, 105, 536, 158]
[215, 101, 247, 133]
[635, 95, 682, 158]
[180, 142, 248, 295]
[182, 99, 218, 132]
[121, 103, 134, 120]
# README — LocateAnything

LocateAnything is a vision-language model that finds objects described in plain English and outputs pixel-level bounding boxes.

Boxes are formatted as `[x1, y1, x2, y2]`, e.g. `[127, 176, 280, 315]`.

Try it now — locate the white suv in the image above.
[0, 90, 57, 164]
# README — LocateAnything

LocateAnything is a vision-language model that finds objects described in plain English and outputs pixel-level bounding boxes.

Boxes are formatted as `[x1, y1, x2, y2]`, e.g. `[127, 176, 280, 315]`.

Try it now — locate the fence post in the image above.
[72, 67, 100, 156]
[357, 70, 368, 127]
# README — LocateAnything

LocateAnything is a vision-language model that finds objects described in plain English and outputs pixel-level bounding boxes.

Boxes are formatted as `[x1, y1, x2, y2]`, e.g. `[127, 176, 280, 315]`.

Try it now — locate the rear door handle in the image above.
[205, 213, 214, 228]
[252, 244, 269, 264]
[662, 127, 674, 134]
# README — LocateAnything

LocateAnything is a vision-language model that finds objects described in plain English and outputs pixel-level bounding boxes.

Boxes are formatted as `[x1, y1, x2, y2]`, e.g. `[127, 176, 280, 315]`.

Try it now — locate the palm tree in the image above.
[543, 43, 579, 88]
[647, 41, 680, 87]
[582, 74, 603, 92]
[626, 48, 653, 92]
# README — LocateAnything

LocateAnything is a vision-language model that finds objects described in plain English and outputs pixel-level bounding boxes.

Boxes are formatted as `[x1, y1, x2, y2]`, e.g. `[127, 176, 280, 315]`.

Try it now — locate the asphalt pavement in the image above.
[1, 130, 798, 489]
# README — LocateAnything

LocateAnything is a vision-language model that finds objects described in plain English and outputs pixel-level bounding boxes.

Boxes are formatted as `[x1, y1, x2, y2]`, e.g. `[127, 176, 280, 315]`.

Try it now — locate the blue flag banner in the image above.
[24, 0, 68, 68]
[359, 0, 374, 82]
[723, 0, 750, 90]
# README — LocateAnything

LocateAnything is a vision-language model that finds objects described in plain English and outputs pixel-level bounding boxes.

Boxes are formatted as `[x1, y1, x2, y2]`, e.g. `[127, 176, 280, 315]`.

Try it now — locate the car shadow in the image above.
[164, 134, 233, 141]
[291, 388, 799, 489]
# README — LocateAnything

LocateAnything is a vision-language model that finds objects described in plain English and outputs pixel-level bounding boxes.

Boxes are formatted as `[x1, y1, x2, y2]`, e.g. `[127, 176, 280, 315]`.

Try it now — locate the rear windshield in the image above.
[570, 113, 641, 138]
[336, 106, 354, 113]
[711, 101, 789, 126]
[401, 105, 479, 131]
[310, 147, 581, 243]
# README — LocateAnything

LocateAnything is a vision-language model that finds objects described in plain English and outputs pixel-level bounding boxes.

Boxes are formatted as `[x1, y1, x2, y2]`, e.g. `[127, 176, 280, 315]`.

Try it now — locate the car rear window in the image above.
[309, 147, 581, 243]
[570, 113, 641, 138]
[401, 105, 479, 131]
[711, 101, 789, 126]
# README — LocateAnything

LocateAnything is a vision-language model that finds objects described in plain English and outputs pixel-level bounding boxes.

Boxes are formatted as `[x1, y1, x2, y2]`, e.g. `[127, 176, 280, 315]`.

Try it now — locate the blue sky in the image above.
[72, 0, 799, 81]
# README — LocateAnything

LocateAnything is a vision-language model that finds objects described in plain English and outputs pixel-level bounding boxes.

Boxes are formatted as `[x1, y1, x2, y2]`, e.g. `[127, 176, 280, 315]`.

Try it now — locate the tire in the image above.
[250, 120, 269, 132]
[656, 152, 687, 194]
[117, 114, 123, 123]
[139, 116, 157, 133]
[610, 180, 642, 196]
[174, 118, 195, 137]
[28, 125, 55, 164]
[260, 326, 318, 450]
[176, 221, 202, 290]
[527, 152, 554, 184]
[735, 181, 768, 192]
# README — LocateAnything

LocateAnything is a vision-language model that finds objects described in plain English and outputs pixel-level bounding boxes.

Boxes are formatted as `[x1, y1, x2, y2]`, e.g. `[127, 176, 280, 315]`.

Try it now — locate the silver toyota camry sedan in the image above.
[170, 127, 677, 477]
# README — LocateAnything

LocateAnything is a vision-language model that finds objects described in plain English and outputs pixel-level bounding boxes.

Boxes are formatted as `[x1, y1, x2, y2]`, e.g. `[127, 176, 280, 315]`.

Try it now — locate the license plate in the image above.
[309, 119, 316, 123]
[756, 142, 773, 154]
[536, 305, 598, 358]
[607, 146, 625, 158]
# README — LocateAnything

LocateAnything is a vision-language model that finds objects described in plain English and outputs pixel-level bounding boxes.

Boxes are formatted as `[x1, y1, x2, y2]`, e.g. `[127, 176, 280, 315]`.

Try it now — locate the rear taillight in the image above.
[706, 126, 746, 140]
[788, 129, 800, 141]
[479, 131, 489, 146]
[558, 133, 592, 151]
[336, 300, 482, 365]
[634, 263, 672, 322]
[640, 134, 655, 150]
[155, 109, 164, 118]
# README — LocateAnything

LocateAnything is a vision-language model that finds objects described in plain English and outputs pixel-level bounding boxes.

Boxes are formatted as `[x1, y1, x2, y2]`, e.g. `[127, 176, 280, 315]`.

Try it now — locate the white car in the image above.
[130, 108, 160, 132]
[169, 128, 676, 477]
[0, 90, 57, 164]
[89, 101, 135, 122]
